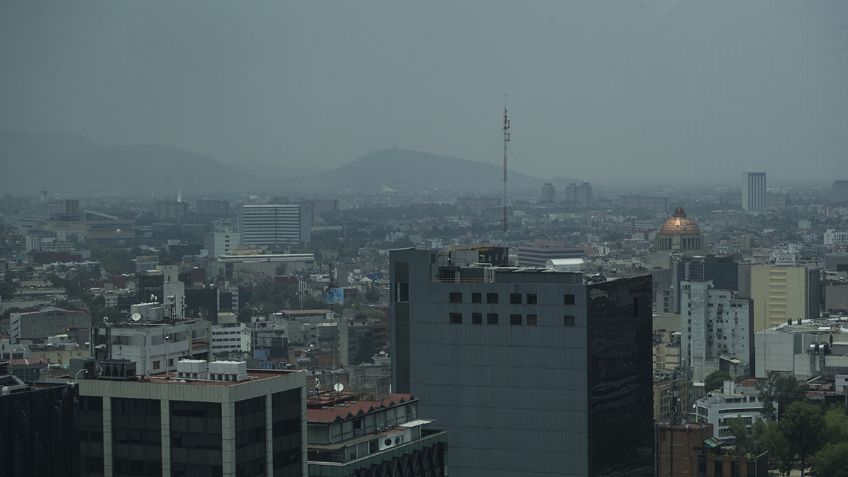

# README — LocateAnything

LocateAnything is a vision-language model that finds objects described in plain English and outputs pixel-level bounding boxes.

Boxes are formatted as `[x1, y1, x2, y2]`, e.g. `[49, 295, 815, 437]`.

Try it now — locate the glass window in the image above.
[472, 313, 482, 325]
[564, 315, 576, 326]
[449, 312, 462, 324]
[487, 313, 499, 325]
[564, 294, 575, 305]
[527, 314, 538, 326]
[527, 293, 537, 305]
[510, 314, 522, 325]
[487, 293, 499, 304]
[471, 292, 482, 304]
[449, 292, 462, 303]
[510, 293, 522, 304]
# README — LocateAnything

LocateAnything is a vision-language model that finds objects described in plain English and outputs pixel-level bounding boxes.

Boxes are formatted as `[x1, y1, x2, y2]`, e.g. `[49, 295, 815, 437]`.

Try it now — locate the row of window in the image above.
[449, 291, 576, 305]
[449, 312, 575, 327]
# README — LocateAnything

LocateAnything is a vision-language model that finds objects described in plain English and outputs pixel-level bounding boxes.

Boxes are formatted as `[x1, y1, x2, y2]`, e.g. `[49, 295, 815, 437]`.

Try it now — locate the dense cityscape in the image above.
[2, 2, 848, 477]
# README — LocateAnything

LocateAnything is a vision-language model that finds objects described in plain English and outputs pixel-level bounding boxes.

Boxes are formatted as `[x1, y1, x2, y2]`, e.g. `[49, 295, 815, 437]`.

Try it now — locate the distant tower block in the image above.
[742, 172, 766, 211]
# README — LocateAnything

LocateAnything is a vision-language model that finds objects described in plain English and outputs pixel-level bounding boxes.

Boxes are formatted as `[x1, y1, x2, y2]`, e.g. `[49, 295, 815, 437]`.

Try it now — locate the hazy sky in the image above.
[1, 1, 846, 184]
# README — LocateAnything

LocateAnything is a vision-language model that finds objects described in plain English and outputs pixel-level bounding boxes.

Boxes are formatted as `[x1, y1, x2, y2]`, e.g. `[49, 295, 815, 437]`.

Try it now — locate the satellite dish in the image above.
[334, 383, 344, 393]
[131, 312, 142, 322]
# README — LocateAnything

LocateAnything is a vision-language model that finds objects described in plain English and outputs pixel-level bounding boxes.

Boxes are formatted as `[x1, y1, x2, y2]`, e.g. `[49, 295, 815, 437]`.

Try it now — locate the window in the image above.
[471, 292, 482, 304]
[397, 282, 409, 302]
[527, 293, 537, 305]
[510, 293, 522, 304]
[487, 313, 499, 325]
[153, 360, 161, 370]
[487, 292, 499, 304]
[449, 292, 462, 303]
[449, 313, 462, 324]
[563, 315, 575, 326]
[510, 314, 522, 325]
[564, 294, 575, 305]
[472, 313, 482, 325]
[527, 314, 538, 326]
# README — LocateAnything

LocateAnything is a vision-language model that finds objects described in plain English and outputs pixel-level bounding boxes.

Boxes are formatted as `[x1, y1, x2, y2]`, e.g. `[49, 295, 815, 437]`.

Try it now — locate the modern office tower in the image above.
[671, 255, 739, 313]
[240, 204, 311, 248]
[306, 392, 448, 477]
[742, 172, 767, 211]
[0, 374, 79, 477]
[390, 248, 654, 477]
[751, 264, 821, 332]
[538, 182, 556, 203]
[78, 359, 306, 477]
[679, 281, 753, 382]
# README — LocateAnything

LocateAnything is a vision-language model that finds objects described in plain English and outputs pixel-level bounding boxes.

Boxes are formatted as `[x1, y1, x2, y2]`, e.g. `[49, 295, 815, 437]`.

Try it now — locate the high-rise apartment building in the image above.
[390, 247, 654, 477]
[538, 182, 556, 203]
[240, 204, 311, 247]
[78, 359, 306, 477]
[751, 264, 821, 331]
[670, 255, 739, 313]
[742, 172, 767, 211]
[680, 281, 753, 382]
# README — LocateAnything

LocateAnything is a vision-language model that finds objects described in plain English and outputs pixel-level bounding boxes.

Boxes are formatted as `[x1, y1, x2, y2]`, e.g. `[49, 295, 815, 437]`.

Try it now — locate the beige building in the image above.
[751, 265, 819, 332]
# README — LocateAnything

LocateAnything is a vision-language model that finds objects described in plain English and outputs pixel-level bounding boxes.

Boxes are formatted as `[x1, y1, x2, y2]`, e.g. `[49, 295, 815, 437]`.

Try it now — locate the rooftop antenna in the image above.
[502, 96, 511, 232]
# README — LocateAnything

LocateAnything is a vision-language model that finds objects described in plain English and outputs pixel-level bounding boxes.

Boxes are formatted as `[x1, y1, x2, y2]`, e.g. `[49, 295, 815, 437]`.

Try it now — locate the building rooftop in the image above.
[307, 393, 415, 423]
[91, 369, 298, 387]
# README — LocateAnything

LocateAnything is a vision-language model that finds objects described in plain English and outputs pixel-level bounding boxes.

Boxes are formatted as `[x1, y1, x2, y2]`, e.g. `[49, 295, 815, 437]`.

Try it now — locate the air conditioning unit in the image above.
[377, 430, 412, 451]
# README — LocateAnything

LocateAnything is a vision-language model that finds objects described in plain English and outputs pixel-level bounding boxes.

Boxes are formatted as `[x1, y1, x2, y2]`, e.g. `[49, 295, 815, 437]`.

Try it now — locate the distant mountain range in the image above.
[0, 131, 575, 195]
[0, 130, 257, 194]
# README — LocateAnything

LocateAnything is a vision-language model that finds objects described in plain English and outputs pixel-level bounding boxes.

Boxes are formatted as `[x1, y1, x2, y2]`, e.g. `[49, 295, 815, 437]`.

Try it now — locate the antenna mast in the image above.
[502, 97, 511, 232]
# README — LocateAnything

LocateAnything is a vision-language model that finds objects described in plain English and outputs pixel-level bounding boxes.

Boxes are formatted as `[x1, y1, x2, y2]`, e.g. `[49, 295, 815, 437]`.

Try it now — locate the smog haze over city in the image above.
[2, 2, 848, 477]
[2, 0, 847, 189]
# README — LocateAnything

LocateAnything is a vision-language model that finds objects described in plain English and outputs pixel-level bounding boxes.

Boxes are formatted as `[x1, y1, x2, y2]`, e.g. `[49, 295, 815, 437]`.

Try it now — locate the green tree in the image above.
[780, 401, 825, 476]
[810, 442, 848, 477]
[822, 406, 848, 446]
[704, 369, 731, 392]
[758, 419, 793, 476]
[756, 371, 808, 420]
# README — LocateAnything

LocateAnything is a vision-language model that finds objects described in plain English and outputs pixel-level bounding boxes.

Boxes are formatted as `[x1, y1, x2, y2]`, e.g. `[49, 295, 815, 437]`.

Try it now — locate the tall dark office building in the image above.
[0, 375, 79, 477]
[390, 248, 654, 477]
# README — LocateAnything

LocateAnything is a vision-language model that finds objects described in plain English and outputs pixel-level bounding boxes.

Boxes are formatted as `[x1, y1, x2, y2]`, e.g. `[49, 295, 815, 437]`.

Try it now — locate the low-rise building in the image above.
[306, 392, 447, 477]
[211, 322, 252, 357]
[92, 319, 211, 376]
[754, 318, 848, 379]
[693, 381, 767, 442]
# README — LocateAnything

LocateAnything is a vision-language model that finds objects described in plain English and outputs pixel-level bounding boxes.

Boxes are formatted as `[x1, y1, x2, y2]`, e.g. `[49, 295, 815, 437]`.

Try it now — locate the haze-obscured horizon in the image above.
[1, 0, 846, 185]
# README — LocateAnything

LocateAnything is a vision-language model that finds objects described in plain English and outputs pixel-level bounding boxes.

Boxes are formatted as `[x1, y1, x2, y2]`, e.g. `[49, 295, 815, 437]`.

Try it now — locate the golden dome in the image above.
[658, 207, 701, 236]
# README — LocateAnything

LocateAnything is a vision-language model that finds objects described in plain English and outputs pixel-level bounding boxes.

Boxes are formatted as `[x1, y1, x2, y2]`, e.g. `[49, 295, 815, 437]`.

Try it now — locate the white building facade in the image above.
[680, 280, 753, 382]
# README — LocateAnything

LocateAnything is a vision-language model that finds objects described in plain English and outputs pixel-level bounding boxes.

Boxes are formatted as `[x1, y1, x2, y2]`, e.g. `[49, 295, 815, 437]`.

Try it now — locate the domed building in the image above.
[655, 207, 703, 252]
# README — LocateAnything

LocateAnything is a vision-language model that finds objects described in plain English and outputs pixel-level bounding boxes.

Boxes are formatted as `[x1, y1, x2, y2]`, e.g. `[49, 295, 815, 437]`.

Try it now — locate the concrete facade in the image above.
[78, 368, 307, 477]
[751, 265, 819, 332]
[680, 281, 752, 382]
